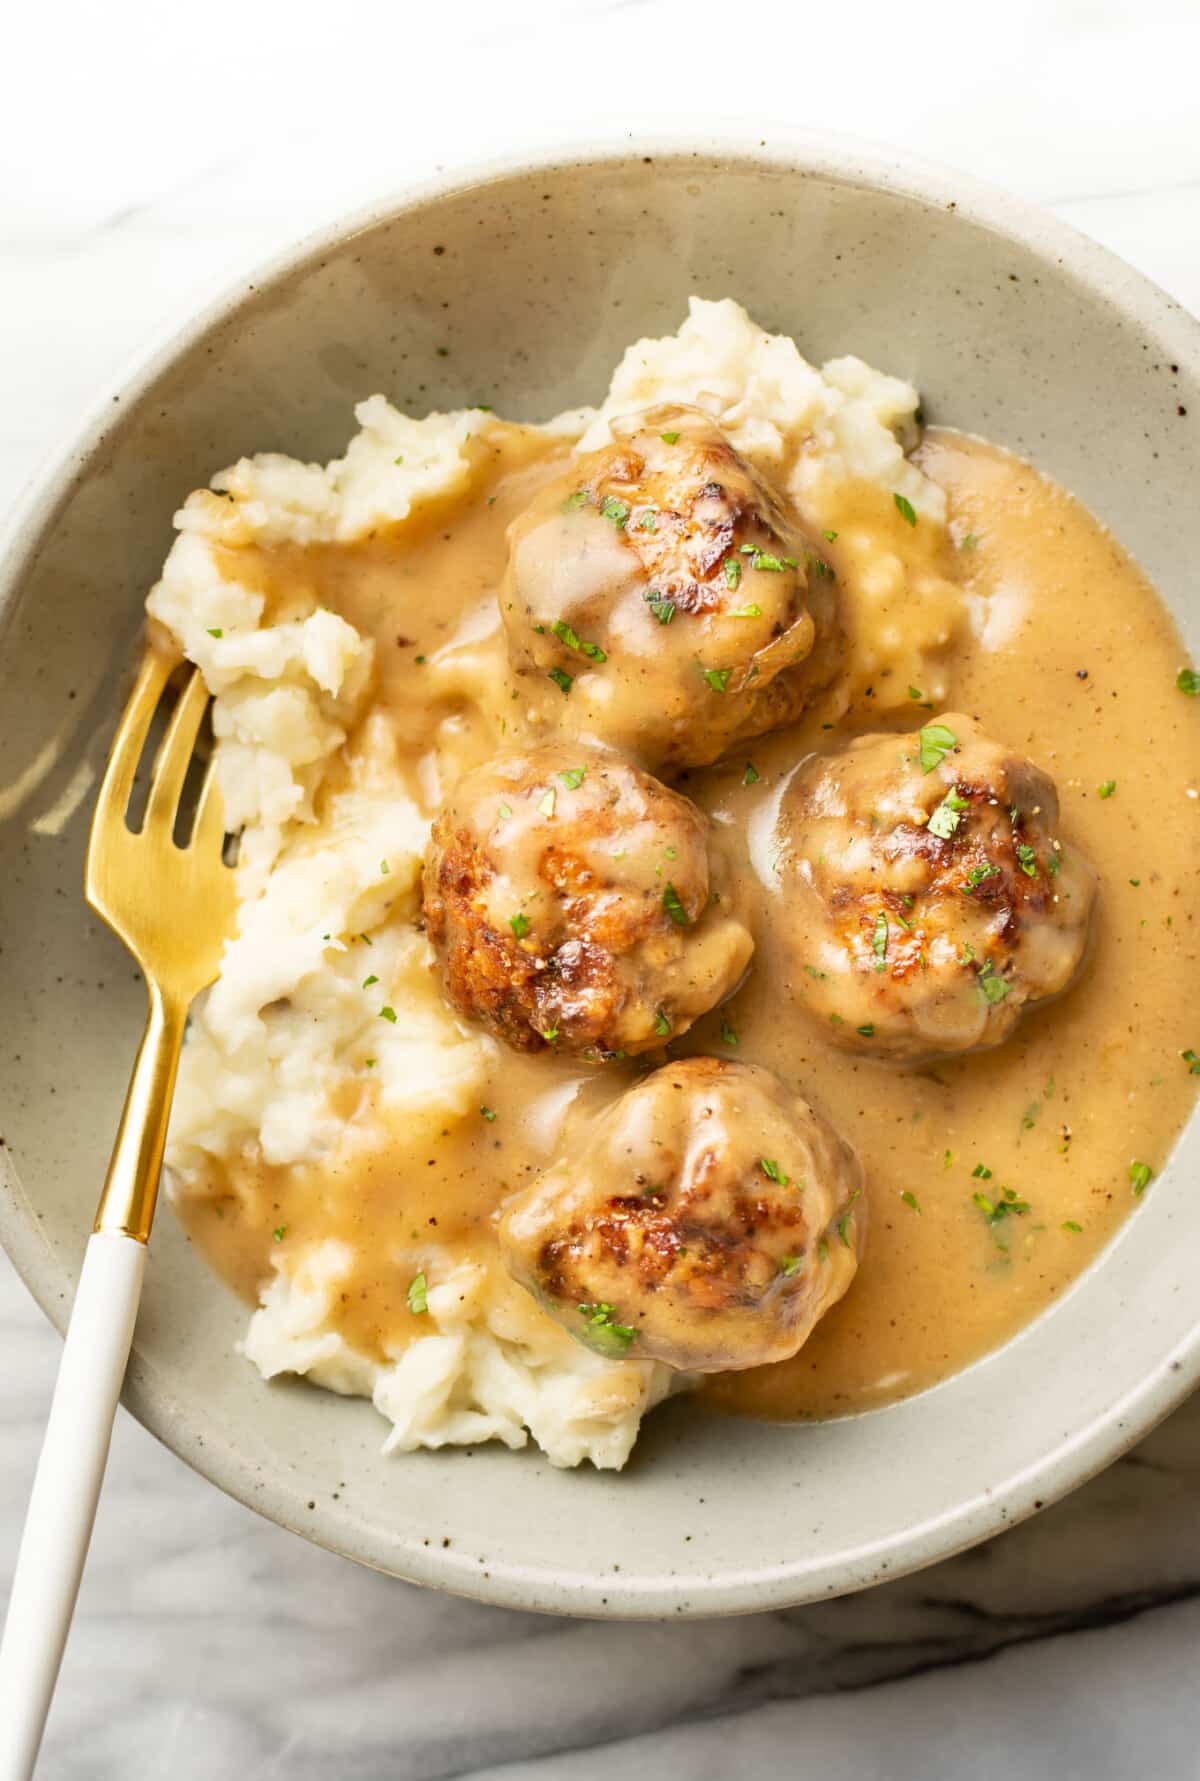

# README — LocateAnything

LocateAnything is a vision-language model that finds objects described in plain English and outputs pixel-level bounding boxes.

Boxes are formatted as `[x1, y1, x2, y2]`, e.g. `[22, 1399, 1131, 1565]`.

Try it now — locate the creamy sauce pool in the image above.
[177, 424, 1200, 1421]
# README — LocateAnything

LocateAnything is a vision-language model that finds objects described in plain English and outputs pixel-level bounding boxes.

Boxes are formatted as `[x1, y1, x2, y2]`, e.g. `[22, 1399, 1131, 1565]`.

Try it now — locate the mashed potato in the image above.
[154, 299, 952, 1469]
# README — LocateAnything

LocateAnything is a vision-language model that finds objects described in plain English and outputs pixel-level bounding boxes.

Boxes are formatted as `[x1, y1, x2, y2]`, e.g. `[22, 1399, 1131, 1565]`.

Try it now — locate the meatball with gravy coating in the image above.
[423, 743, 753, 1057]
[776, 713, 1096, 1060]
[502, 404, 839, 772]
[499, 1058, 863, 1373]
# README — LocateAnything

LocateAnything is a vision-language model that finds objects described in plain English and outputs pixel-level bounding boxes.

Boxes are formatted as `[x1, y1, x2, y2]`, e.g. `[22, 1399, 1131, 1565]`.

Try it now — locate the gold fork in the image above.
[0, 651, 236, 1779]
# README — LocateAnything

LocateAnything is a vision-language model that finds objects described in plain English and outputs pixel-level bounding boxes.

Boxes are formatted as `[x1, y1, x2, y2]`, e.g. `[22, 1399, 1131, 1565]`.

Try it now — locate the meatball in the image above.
[422, 743, 753, 1057]
[499, 1058, 863, 1373]
[775, 713, 1097, 1060]
[501, 403, 840, 771]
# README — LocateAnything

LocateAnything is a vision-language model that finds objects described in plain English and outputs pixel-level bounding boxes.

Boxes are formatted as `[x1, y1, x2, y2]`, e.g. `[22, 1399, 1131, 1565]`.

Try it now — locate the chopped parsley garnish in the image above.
[759, 1157, 789, 1187]
[380, 858, 390, 875]
[480, 1106, 497, 1122]
[977, 960, 1010, 1004]
[207, 626, 223, 638]
[576, 1301, 636, 1355]
[1130, 1160, 1153, 1196]
[724, 556, 742, 590]
[1177, 667, 1200, 695]
[804, 550, 834, 580]
[818, 1238, 830, 1262]
[743, 761, 760, 786]
[552, 619, 607, 662]
[1047, 849, 1062, 875]
[702, 666, 731, 694]
[964, 861, 1002, 894]
[1015, 841, 1038, 877]
[600, 496, 629, 529]
[972, 1163, 993, 1180]
[908, 686, 924, 701]
[927, 787, 970, 840]
[654, 1008, 672, 1037]
[359, 933, 373, 945]
[272, 1225, 288, 1242]
[644, 589, 676, 624]
[638, 508, 657, 532]
[899, 1191, 921, 1213]
[856, 1023, 875, 1037]
[823, 530, 838, 542]
[739, 546, 797, 573]
[779, 1255, 803, 1278]
[498, 802, 513, 819]
[547, 666, 573, 695]
[961, 532, 979, 550]
[562, 489, 588, 513]
[872, 910, 888, 971]
[1098, 779, 1116, 799]
[538, 788, 556, 817]
[560, 766, 586, 790]
[378, 1005, 398, 1023]
[1062, 1220, 1083, 1233]
[1182, 1048, 1200, 1075]
[893, 492, 918, 527]
[362, 974, 379, 989]
[540, 1026, 560, 1043]
[662, 882, 690, 927]
[407, 1273, 428, 1315]
[973, 1184, 1030, 1246]
[720, 1018, 739, 1047]
[660, 429, 680, 444]
[730, 603, 763, 619]
[837, 1188, 862, 1246]
[510, 911, 531, 939]
[919, 723, 957, 773]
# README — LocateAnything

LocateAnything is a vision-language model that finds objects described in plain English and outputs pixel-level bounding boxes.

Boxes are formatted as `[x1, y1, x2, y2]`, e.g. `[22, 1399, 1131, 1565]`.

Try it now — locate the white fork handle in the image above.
[0, 1231, 147, 1780]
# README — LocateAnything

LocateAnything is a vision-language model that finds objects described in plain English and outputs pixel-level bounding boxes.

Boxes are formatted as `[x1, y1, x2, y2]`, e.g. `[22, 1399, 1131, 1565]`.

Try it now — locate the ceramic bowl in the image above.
[2, 132, 1198, 1618]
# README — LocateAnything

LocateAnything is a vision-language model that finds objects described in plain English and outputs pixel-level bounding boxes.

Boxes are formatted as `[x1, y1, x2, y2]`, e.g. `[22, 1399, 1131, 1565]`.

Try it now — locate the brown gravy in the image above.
[176, 423, 1200, 1422]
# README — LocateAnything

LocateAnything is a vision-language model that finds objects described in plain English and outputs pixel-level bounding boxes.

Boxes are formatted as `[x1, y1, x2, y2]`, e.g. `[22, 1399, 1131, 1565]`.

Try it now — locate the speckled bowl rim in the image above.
[2, 125, 1199, 1619]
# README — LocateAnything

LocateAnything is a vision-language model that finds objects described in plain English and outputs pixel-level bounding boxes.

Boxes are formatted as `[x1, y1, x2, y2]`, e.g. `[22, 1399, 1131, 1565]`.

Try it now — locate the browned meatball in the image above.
[499, 1058, 863, 1372]
[775, 713, 1097, 1060]
[501, 403, 840, 772]
[422, 743, 753, 1057]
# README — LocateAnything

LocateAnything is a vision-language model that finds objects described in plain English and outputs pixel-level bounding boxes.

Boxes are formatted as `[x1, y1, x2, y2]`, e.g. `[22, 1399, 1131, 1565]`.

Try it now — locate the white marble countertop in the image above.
[4, 2, 1200, 1775]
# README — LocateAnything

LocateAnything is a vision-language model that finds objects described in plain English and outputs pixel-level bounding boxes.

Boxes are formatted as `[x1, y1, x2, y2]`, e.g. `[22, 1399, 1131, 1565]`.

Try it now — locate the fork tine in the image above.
[144, 669, 210, 834]
[190, 752, 229, 856]
[90, 650, 173, 838]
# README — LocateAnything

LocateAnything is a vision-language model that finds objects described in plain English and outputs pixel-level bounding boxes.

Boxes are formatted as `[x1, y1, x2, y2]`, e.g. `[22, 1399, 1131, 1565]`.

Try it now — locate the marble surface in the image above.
[3, 1, 1200, 1774]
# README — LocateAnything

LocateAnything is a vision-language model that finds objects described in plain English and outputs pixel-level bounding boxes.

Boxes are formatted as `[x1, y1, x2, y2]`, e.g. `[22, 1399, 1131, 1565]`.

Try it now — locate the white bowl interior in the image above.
[1, 143, 1197, 1616]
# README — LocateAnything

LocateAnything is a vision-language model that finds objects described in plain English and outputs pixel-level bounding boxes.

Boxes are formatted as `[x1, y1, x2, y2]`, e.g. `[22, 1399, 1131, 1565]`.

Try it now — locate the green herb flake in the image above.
[206, 626, 224, 638]
[977, 961, 1011, 1004]
[1016, 841, 1039, 877]
[872, 910, 889, 971]
[702, 667, 732, 694]
[972, 1163, 993, 1180]
[380, 858, 390, 876]
[1176, 667, 1200, 696]
[654, 1009, 672, 1037]
[823, 529, 838, 542]
[1062, 1220, 1082, 1233]
[894, 492, 918, 527]
[964, 861, 1002, 894]
[837, 1189, 862, 1247]
[919, 723, 958, 774]
[961, 532, 980, 550]
[662, 882, 690, 928]
[498, 802, 513, 820]
[1182, 1048, 1200, 1075]
[743, 761, 760, 786]
[899, 1190, 921, 1213]
[1130, 1160, 1153, 1196]
[481, 1106, 497, 1122]
[927, 787, 970, 840]
[644, 589, 677, 625]
[1098, 780, 1116, 799]
[943, 1149, 954, 1169]
[562, 489, 589, 513]
[779, 1255, 804, 1278]
[724, 556, 742, 590]
[638, 508, 658, 533]
[730, 603, 763, 619]
[818, 1238, 830, 1262]
[510, 911, 531, 939]
[548, 666, 573, 695]
[407, 1273, 429, 1315]
[362, 974, 379, 989]
[576, 1301, 636, 1355]
[720, 1018, 739, 1047]
[856, 1023, 875, 1038]
[538, 788, 556, 818]
[378, 1005, 398, 1023]
[272, 1225, 288, 1242]
[661, 430, 680, 444]
[759, 1157, 789, 1187]
[601, 496, 629, 529]
[560, 766, 586, 790]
